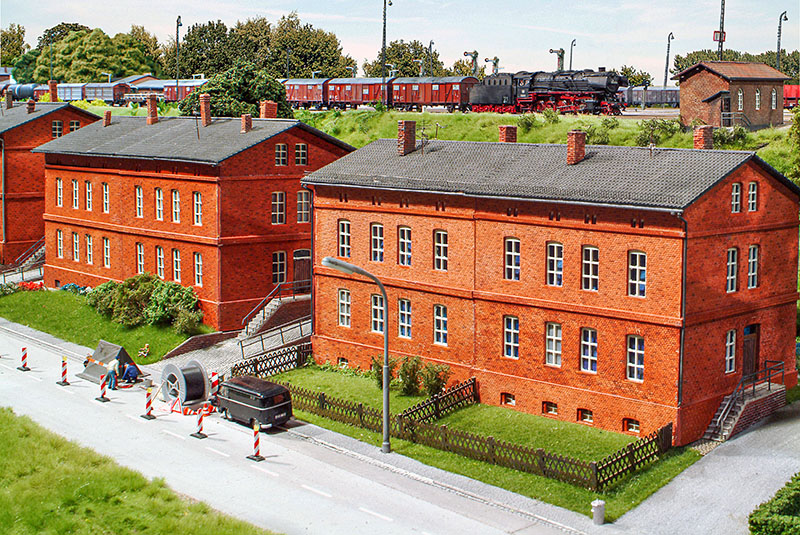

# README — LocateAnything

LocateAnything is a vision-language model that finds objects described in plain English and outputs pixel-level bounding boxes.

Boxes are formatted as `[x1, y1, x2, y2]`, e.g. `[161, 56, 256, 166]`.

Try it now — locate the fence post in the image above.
[589, 461, 599, 491]
[358, 403, 364, 428]
[626, 443, 635, 475]
[434, 395, 441, 420]
[487, 436, 496, 464]
[319, 392, 326, 411]
[536, 448, 547, 476]
[440, 425, 449, 450]
[471, 377, 479, 402]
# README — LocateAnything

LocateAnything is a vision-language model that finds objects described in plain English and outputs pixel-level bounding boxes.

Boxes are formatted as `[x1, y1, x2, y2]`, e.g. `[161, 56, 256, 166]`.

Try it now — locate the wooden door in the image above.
[743, 324, 759, 377]
[293, 250, 311, 292]
[722, 97, 731, 126]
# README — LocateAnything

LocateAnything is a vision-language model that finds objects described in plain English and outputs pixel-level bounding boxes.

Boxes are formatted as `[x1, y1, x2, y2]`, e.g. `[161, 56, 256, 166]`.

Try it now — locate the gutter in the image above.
[677, 212, 688, 407]
[1, 137, 5, 247]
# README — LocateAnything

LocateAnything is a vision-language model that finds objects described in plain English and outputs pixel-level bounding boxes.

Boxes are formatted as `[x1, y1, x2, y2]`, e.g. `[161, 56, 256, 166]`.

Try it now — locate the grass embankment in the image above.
[0, 291, 210, 364]
[274, 366, 700, 520]
[0, 408, 275, 535]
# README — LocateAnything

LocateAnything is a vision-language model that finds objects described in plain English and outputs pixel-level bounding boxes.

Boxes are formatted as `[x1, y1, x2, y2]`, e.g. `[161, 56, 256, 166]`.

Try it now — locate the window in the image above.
[297, 191, 310, 223]
[771, 88, 778, 110]
[546, 242, 563, 287]
[748, 245, 759, 289]
[194, 253, 203, 286]
[371, 294, 385, 333]
[545, 322, 562, 366]
[85, 235, 92, 264]
[275, 144, 288, 166]
[626, 335, 645, 382]
[171, 190, 180, 222]
[56, 178, 63, 207]
[726, 248, 738, 293]
[295, 143, 308, 165]
[69, 120, 80, 132]
[156, 246, 164, 278]
[755, 88, 761, 110]
[748, 182, 758, 212]
[192, 192, 202, 225]
[155, 188, 163, 220]
[737, 88, 743, 111]
[135, 186, 143, 217]
[578, 409, 594, 424]
[102, 183, 109, 213]
[338, 220, 351, 257]
[72, 232, 79, 261]
[501, 393, 516, 406]
[582, 246, 599, 291]
[272, 251, 286, 283]
[398, 299, 412, 338]
[56, 229, 63, 258]
[628, 251, 647, 297]
[398, 227, 412, 266]
[172, 249, 181, 281]
[271, 192, 286, 224]
[52, 120, 63, 138]
[543, 401, 558, 415]
[72, 179, 79, 209]
[504, 238, 520, 281]
[370, 224, 384, 262]
[580, 328, 598, 373]
[624, 419, 640, 433]
[85, 181, 92, 211]
[433, 305, 448, 346]
[434, 230, 448, 271]
[731, 183, 742, 213]
[136, 243, 144, 274]
[338, 289, 351, 327]
[103, 237, 110, 267]
[725, 329, 736, 373]
[503, 316, 519, 359]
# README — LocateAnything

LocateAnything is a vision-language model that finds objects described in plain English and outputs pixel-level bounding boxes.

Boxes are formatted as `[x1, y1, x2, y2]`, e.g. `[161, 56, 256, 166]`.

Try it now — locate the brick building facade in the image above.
[0, 94, 97, 263]
[35, 97, 352, 331]
[674, 61, 788, 129]
[303, 122, 799, 445]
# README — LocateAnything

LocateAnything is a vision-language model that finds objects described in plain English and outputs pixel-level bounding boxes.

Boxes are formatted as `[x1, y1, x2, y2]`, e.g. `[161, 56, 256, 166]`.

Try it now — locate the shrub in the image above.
[600, 117, 620, 130]
[749, 472, 800, 535]
[172, 308, 203, 335]
[60, 283, 89, 294]
[399, 356, 423, 396]
[70, 100, 91, 110]
[143, 281, 199, 325]
[579, 123, 610, 145]
[90, 99, 106, 107]
[635, 118, 681, 146]
[517, 113, 540, 133]
[0, 283, 18, 296]
[86, 280, 118, 316]
[370, 355, 398, 390]
[542, 108, 560, 124]
[713, 126, 750, 148]
[421, 363, 452, 397]
[128, 102, 139, 116]
[109, 274, 158, 327]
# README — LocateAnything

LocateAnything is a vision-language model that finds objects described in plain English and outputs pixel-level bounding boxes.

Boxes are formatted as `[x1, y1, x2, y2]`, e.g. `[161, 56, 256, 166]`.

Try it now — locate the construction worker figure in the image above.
[121, 362, 139, 384]
[106, 358, 119, 390]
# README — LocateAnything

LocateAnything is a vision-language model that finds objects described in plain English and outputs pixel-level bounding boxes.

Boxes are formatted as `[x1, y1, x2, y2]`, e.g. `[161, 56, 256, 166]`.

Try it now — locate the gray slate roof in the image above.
[303, 139, 797, 211]
[0, 102, 94, 135]
[33, 115, 353, 165]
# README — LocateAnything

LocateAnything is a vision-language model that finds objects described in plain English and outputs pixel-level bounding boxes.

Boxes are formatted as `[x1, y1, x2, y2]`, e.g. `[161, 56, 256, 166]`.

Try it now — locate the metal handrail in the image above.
[11, 236, 45, 266]
[240, 279, 311, 327]
[709, 361, 784, 437]
[239, 314, 312, 359]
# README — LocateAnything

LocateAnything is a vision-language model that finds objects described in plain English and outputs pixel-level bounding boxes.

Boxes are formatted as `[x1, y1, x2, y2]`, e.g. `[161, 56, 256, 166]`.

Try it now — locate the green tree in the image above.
[672, 49, 799, 84]
[268, 12, 355, 78]
[1, 23, 29, 65]
[178, 60, 292, 119]
[11, 48, 41, 83]
[36, 22, 90, 49]
[447, 58, 486, 79]
[179, 20, 236, 77]
[787, 107, 800, 184]
[127, 25, 162, 71]
[617, 65, 653, 87]
[362, 39, 446, 77]
[231, 17, 272, 71]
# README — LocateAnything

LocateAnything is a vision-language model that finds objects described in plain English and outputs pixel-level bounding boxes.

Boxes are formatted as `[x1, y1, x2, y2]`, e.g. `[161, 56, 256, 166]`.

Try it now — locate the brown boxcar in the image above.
[163, 79, 208, 102]
[284, 79, 331, 109]
[327, 78, 393, 109]
[392, 76, 479, 111]
[84, 82, 131, 104]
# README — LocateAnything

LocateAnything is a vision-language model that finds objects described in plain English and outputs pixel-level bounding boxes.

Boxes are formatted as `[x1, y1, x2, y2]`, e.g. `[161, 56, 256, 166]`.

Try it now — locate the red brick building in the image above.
[673, 61, 788, 128]
[0, 95, 97, 263]
[35, 97, 352, 330]
[303, 122, 799, 445]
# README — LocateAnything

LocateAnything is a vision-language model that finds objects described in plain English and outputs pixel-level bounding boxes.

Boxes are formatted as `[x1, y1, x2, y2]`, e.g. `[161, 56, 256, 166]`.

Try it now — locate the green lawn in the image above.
[0, 407, 276, 535]
[0, 291, 210, 364]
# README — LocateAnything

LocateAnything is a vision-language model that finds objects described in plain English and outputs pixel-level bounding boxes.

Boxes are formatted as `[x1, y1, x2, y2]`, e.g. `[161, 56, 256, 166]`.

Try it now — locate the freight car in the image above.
[284, 78, 330, 109]
[785, 85, 799, 109]
[84, 81, 131, 104]
[391, 76, 478, 112]
[56, 83, 87, 102]
[618, 87, 680, 108]
[327, 78, 387, 109]
[163, 79, 207, 102]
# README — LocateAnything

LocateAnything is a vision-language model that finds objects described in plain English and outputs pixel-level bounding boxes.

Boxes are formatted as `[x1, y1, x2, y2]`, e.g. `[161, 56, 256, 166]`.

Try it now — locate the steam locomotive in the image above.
[469, 68, 629, 115]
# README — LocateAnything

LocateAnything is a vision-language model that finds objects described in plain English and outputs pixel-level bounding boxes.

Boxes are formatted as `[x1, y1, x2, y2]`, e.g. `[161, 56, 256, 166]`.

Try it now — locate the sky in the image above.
[2, 0, 798, 85]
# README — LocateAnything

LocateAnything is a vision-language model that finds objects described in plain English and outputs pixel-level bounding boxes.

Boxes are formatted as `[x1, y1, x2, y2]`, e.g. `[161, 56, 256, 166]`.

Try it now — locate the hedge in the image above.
[749, 472, 800, 535]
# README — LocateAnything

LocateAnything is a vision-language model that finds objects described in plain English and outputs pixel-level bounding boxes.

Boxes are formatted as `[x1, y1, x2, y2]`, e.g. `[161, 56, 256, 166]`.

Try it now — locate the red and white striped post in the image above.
[210, 372, 219, 397]
[96, 375, 110, 403]
[17, 347, 30, 372]
[141, 386, 156, 420]
[191, 404, 208, 439]
[247, 421, 264, 462]
[56, 356, 70, 386]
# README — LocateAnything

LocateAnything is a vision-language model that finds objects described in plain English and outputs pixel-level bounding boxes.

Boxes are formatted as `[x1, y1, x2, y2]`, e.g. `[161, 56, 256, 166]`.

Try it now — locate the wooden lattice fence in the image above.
[399, 378, 478, 422]
[231, 342, 312, 378]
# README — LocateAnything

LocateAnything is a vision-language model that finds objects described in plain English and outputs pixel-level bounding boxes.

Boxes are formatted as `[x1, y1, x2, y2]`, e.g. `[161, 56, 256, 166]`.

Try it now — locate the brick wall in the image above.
[679, 70, 727, 126]
[729, 388, 786, 438]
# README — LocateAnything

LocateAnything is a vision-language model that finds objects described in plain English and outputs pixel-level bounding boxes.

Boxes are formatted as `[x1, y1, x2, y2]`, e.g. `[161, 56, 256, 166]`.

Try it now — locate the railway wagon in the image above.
[84, 81, 131, 104]
[785, 85, 799, 108]
[619, 87, 680, 107]
[327, 78, 391, 109]
[33, 84, 49, 100]
[392, 76, 479, 111]
[284, 78, 330, 108]
[57, 83, 87, 102]
[163, 79, 207, 102]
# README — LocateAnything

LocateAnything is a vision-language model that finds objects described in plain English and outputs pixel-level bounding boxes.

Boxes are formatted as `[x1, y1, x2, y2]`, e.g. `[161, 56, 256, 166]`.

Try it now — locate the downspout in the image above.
[1, 138, 5, 249]
[307, 184, 315, 339]
[677, 213, 688, 408]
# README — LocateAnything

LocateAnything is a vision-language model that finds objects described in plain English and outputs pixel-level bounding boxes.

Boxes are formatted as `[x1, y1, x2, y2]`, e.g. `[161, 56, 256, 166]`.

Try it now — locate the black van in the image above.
[217, 376, 292, 430]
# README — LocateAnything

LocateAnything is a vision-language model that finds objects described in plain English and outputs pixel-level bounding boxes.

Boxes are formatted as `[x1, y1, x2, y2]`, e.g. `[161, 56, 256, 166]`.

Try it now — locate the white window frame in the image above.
[370, 223, 384, 262]
[85, 234, 92, 264]
[272, 251, 286, 284]
[338, 220, 351, 258]
[580, 327, 598, 373]
[726, 248, 738, 293]
[748, 182, 758, 212]
[545, 322, 562, 366]
[56, 229, 63, 258]
[504, 238, 520, 281]
[731, 183, 742, 213]
[194, 252, 203, 287]
[103, 237, 110, 267]
[628, 251, 647, 297]
[725, 329, 736, 374]
[434, 230, 448, 271]
[155, 188, 163, 220]
[295, 143, 308, 165]
[398, 298, 412, 339]
[135, 185, 143, 217]
[72, 179, 79, 209]
[275, 143, 288, 166]
[755, 88, 761, 110]
[102, 182, 109, 213]
[172, 249, 181, 282]
[582, 246, 599, 291]
[338, 289, 351, 327]
[748, 245, 759, 289]
[737, 88, 743, 111]
[371, 294, 385, 334]
[625, 419, 640, 433]
[85, 181, 92, 211]
[398, 227, 412, 266]
[546, 242, 563, 287]
[297, 190, 310, 223]
[544, 401, 558, 415]
[56, 178, 63, 207]
[503, 315, 519, 359]
[771, 88, 777, 110]
[433, 304, 448, 346]
[626, 335, 645, 382]
[579, 409, 594, 423]
[192, 192, 202, 226]
[156, 246, 165, 278]
[136, 242, 144, 274]
[72, 232, 79, 262]
[171, 189, 180, 222]
[271, 192, 286, 225]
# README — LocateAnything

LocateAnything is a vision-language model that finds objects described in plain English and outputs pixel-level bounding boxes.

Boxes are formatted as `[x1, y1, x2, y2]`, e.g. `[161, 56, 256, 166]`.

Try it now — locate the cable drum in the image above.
[161, 360, 210, 406]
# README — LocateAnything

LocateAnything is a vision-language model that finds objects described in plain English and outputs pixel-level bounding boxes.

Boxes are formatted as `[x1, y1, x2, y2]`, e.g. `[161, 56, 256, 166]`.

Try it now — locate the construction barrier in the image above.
[141, 386, 156, 420]
[17, 347, 30, 372]
[96, 375, 110, 403]
[247, 421, 264, 462]
[56, 356, 70, 386]
[191, 404, 208, 439]
[210, 372, 219, 397]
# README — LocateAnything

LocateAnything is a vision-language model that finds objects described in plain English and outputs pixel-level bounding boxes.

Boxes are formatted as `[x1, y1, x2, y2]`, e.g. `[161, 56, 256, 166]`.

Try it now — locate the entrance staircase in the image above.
[238, 280, 311, 340]
[0, 237, 45, 283]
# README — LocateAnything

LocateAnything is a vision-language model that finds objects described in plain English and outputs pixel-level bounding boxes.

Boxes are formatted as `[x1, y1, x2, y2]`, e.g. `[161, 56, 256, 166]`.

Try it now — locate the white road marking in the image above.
[206, 447, 230, 458]
[301, 484, 332, 498]
[27, 374, 42, 382]
[59, 388, 75, 395]
[359, 507, 393, 522]
[125, 414, 144, 423]
[161, 429, 186, 440]
[0, 363, 15, 371]
[252, 466, 279, 477]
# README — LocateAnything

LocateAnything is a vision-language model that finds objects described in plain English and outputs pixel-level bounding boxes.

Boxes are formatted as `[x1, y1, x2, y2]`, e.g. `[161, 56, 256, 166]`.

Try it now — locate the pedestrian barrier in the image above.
[141, 386, 156, 420]
[247, 421, 264, 462]
[96, 375, 110, 403]
[17, 347, 30, 372]
[56, 356, 70, 386]
[191, 405, 208, 439]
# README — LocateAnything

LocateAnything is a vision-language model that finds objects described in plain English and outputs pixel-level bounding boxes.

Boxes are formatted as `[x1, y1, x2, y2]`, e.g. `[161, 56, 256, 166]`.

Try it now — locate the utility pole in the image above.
[286, 48, 291, 78]
[569, 39, 576, 70]
[381, 0, 393, 107]
[176, 16, 182, 102]
[777, 11, 788, 71]
[428, 41, 435, 76]
[663, 32, 674, 89]
[717, 0, 725, 60]
[49, 36, 53, 81]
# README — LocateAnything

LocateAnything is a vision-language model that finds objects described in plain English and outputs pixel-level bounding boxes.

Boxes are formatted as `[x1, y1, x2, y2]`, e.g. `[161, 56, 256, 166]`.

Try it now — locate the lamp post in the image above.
[346, 66, 356, 78]
[176, 16, 182, 102]
[311, 70, 322, 79]
[101, 72, 112, 83]
[663, 32, 674, 89]
[428, 40, 435, 76]
[286, 48, 291, 78]
[777, 11, 788, 71]
[569, 39, 576, 70]
[322, 257, 391, 453]
[381, 0, 393, 107]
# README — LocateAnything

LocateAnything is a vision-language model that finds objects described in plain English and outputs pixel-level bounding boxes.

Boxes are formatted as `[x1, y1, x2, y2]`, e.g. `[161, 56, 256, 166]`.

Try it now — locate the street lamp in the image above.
[286, 48, 291, 78]
[381, 0, 393, 107]
[101, 72, 112, 83]
[428, 40, 435, 76]
[346, 66, 356, 78]
[176, 16, 182, 102]
[311, 70, 322, 79]
[569, 39, 576, 70]
[321, 256, 391, 454]
[663, 32, 674, 89]
[777, 11, 788, 71]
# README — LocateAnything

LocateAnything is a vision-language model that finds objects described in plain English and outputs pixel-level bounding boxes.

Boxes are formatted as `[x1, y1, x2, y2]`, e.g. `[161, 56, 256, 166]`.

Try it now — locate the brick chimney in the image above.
[259, 100, 277, 119]
[103, 110, 112, 127]
[26, 100, 35, 114]
[48, 80, 58, 102]
[146, 94, 158, 125]
[566, 130, 586, 165]
[499, 125, 517, 143]
[693, 125, 714, 150]
[241, 113, 252, 133]
[199, 93, 211, 127]
[398, 120, 416, 156]
[4, 91, 12, 110]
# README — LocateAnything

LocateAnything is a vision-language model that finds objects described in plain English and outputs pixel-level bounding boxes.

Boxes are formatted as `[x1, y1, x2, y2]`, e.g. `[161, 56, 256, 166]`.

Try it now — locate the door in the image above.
[293, 250, 311, 292]
[721, 97, 731, 126]
[743, 324, 759, 377]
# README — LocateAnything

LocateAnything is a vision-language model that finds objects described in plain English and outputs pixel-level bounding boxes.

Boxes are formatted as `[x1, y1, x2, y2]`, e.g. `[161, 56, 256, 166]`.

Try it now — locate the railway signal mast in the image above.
[549, 48, 565, 72]
[716, 0, 725, 60]
[485, 56, 500, 75]
[464, 51, 479, 77]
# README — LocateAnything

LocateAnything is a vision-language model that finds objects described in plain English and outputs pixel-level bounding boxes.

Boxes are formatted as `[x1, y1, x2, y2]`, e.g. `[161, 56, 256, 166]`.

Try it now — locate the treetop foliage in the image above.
[36, 22, 90, 49]
[1, 24, 29, 66]
[363, 39, 447, 78]
[616, 65, 654, 88]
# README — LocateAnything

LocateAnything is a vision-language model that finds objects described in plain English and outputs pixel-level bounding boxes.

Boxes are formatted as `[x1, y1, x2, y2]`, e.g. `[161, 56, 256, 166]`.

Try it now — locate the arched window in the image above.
[755, 89, 761, 110]
[771, 88, 777, 110]
[737, 88, 744, 111]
